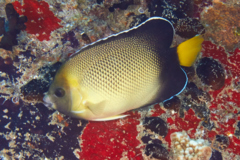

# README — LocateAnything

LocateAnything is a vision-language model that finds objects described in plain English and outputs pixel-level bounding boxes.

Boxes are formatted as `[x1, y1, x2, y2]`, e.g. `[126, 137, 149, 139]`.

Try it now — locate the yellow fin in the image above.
[177, 35, 204, 67]
[92, 115, 128, 121]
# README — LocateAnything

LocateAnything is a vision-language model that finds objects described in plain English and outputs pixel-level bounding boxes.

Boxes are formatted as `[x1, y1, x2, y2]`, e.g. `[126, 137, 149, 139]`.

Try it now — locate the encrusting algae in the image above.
[201, 1, 240, 51]
[0, 0, 240, 159]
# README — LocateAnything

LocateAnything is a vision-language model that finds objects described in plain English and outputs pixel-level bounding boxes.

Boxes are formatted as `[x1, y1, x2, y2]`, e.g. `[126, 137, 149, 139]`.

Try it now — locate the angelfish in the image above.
[43, 17, 203, 121]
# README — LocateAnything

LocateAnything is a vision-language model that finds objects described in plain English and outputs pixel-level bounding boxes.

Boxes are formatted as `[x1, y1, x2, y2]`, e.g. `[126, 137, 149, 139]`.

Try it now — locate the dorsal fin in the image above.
[130, 17, 174, 49]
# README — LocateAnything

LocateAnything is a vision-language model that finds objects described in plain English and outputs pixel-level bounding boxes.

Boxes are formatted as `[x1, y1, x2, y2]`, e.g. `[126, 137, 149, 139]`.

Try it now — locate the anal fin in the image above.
[92, 115, 128, 121]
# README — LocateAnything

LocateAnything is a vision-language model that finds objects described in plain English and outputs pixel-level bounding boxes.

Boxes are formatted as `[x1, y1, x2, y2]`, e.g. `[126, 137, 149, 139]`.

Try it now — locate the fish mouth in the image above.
[43, 95, 55, 109]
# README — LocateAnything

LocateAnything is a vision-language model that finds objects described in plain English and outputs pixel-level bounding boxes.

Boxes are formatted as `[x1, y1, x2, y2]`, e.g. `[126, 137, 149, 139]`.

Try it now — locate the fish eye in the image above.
[54, 88, 65, 97]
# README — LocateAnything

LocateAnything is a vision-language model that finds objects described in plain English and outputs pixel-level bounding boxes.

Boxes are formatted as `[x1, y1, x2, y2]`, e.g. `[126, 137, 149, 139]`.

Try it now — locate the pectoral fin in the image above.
[92, 114, 128, 121]
[85, 101, 128, 121]
[87, 100, 107, 116]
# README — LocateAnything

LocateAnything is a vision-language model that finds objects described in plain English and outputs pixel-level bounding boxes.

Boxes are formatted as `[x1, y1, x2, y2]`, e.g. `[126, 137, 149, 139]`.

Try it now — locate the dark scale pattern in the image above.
[66, 28, 162, 99]
[196, 57, 225, 90]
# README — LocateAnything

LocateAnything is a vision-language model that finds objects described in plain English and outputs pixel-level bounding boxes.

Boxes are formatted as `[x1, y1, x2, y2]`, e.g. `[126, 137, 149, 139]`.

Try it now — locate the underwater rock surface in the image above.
[0, 3, 27, 51]
[0, 98, 88, 159]
[197, 57, 225, 90]
[0, 0, 240, 159]
[201, 1, 240, 51]
[143, 117, 168, 137]
[145, 143, 169, 160]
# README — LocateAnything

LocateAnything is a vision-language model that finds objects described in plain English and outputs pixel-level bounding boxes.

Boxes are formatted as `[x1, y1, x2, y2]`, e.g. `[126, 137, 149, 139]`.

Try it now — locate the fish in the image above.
[43, 17, 204, 121]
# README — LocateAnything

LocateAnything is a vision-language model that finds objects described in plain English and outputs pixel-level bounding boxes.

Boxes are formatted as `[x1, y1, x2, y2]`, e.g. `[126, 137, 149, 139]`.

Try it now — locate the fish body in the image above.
[43, 17, 203, 121]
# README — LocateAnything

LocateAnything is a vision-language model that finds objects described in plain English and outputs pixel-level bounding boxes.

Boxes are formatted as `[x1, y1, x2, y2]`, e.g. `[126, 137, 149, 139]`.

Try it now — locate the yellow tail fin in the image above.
[177, 35, 204, 67]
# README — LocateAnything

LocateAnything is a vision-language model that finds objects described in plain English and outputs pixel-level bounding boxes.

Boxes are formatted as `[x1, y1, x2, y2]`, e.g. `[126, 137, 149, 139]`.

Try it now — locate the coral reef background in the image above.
[0, 0, 239, 159]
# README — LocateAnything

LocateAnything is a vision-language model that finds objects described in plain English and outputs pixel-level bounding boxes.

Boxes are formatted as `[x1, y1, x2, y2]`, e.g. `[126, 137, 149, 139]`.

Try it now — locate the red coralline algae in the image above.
[12, 0, 62, 41]
[78, 112, 143, 160]
[165, 109, 201, 148]
[201, 41, 240, 155]
[6, 1, 239, 159]
[202, 41, 240, 78]
[177, 109, 201, 136]
[202, 41, 240, 107]
[157, 40, 240, 157]
[2, 0, 240, 159]
[151, 104, 166, 117]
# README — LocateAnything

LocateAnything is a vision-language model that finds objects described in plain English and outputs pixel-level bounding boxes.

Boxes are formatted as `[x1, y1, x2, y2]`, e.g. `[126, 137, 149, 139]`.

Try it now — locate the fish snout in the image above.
[43, 95, 54, 109]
